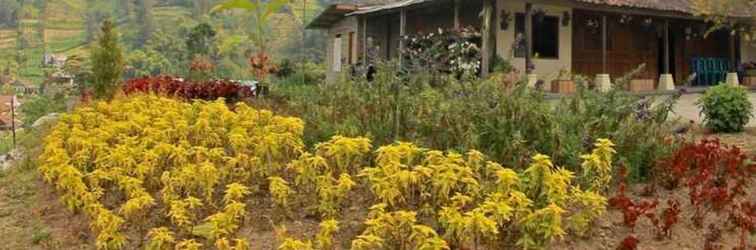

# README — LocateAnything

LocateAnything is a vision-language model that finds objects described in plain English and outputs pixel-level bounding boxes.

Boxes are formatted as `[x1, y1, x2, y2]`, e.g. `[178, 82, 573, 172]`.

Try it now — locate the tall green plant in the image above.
[90, 20, 125, 100]
[210, 0, 289, 55]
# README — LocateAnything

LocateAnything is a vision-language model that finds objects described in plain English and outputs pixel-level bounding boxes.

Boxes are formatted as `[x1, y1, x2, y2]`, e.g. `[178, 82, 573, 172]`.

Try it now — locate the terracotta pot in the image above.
[743, 76, 756, 89]
[627, 79, 655, 92]
[551, 80, 575, 94]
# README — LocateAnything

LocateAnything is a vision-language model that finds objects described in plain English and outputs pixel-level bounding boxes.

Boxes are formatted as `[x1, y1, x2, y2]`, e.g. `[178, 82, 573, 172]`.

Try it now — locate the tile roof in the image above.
[312, 0, 753, 28]
[574, 0, 694, 13]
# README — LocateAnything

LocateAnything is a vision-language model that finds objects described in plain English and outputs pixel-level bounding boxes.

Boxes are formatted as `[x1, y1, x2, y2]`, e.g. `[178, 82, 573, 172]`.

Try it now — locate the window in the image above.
[514, 13, 559, 59]
[333, 34, 342, 72]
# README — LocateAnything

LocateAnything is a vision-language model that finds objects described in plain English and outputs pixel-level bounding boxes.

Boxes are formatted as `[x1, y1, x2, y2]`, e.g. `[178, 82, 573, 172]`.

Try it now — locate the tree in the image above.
[146, 29, 189, 75]
[90, 20, 125, 100]
[126, 49, 170, 78]
[691, 0, 756, 42]
[186, 23, 217, 57]
[211, 0, 290, 83]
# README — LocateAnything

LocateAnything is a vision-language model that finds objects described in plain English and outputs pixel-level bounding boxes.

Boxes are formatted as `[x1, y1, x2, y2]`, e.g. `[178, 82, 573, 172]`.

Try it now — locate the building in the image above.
[0, 95, 21, 130]
[308, 0, 755, 88]
[43, 53, 68, 68]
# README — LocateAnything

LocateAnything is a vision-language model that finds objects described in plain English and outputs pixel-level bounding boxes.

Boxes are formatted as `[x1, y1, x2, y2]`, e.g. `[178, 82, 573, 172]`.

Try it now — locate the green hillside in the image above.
[0, 0, 323, 86]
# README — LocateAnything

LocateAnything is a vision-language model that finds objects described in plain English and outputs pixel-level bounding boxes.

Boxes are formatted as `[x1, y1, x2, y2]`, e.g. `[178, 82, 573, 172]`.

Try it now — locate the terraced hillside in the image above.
[0, 0, 199, 86]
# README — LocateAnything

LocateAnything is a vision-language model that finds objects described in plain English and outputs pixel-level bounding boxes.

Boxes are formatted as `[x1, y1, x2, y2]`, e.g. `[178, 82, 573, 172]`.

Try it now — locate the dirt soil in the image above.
[0, 128, 753, 250]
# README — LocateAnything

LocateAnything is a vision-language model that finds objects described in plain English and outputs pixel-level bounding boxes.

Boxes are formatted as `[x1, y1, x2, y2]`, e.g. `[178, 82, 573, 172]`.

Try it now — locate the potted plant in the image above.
[742, 62, 756, 88]
[551, 68, 575, 94]
[628, 78, 655, 92]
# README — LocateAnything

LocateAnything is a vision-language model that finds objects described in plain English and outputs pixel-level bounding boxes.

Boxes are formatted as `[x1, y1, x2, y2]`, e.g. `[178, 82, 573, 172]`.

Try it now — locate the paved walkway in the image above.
[671, 92, 756, 127]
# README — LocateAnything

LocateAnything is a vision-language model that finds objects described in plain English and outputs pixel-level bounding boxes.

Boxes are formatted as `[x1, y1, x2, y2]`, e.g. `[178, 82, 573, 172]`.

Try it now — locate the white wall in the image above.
[742, 36, 756, 63]
[496, 0, 572, 82]
[326, 16, 359, 83]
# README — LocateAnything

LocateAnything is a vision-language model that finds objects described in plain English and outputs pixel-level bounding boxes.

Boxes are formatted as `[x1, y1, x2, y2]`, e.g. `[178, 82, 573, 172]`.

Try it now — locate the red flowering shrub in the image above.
[649, 139, 755, 249]
[123, 76, 254, 103]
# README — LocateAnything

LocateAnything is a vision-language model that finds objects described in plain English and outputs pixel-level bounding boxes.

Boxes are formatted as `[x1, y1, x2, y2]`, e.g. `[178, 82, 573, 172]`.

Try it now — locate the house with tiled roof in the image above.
[309, 0, 755, 89]
[0, 95, 21, 130]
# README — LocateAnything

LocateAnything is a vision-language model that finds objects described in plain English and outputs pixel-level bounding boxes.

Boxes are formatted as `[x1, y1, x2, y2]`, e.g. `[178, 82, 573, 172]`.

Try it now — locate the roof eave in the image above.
[306, 4, 360, 29]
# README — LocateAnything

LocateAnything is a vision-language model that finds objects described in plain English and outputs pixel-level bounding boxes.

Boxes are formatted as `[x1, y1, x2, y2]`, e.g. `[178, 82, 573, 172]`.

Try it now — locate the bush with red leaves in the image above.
[654, 139, 756, 249]
[122, 76, 254, 103]
[616, 235, 639, 250]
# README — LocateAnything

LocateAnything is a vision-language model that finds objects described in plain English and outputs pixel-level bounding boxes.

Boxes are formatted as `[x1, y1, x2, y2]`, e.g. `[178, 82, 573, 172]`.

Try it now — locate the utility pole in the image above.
[10, 96, 16, 149]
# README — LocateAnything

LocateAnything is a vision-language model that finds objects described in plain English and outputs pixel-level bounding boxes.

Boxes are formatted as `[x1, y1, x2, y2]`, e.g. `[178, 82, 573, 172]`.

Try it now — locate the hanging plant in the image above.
[586, 17, 600, 35]
[562, 11, 571, 27]
[619, 14, 633, 25]
[500, 10, 512, 30]
[640, 17, 654, 32]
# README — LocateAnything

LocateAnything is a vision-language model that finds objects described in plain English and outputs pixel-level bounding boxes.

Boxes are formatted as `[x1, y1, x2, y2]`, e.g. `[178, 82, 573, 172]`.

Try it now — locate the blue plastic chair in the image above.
[691, 57, 707, 86]
[707, 58, 721, 85]
[718, 58, 730, 83]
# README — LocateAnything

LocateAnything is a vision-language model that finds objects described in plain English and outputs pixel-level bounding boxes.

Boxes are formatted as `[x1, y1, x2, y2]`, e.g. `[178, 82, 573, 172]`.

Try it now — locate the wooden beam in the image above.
[730, 30, 737, 70]
[525, 3, 533, 74]
[602, 15, 607, 73]
[663, 20, 670, 74]
[399, 9, 407, 65]
[454, 0, 460, 29]
[524, 0, 703, 20]
[362, 17, 368, 65]
[481, 0, 493, 77]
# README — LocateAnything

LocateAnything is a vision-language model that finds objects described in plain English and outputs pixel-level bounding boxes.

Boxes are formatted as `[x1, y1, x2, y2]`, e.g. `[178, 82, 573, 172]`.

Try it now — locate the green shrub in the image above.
[697, 84, 754, 133]
[277, 62, 326, 85]
[19, 93, 67, 127]
[259, 62, 678, 181]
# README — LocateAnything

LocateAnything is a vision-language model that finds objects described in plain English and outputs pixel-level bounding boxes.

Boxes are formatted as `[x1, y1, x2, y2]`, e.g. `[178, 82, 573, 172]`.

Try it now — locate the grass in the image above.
[0, 131, 18, 156]
[0, 122, 91, 249]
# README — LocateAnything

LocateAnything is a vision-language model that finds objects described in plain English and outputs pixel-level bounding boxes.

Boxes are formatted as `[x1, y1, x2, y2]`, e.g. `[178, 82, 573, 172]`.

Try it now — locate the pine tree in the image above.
[90, 20, 125, 100]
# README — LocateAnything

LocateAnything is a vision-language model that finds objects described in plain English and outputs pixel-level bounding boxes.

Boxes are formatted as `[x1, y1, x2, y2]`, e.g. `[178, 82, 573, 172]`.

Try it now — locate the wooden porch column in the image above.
[363, 17, 368, 65]
[525, 3, 533, 74]
[601, 15, 607, 74]
[454, 0, 460, 30]
[659, 20, 675, 91]
[663, 20, 670, 74]
[730, 31, 737, 70]
[725, 30, 740, 85]
[481, 0, 494, 77]
[399, 9, 407, 65]
[595, 14, 612, 92]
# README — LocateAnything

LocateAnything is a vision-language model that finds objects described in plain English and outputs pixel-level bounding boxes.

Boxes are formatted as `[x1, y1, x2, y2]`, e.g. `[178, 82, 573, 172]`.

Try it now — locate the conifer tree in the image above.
[90, 20, 125, 99]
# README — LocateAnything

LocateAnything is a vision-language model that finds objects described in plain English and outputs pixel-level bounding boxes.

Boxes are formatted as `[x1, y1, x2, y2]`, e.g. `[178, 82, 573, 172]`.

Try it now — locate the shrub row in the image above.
[123, 76, 254, 103]
[261, 63, 679, 181]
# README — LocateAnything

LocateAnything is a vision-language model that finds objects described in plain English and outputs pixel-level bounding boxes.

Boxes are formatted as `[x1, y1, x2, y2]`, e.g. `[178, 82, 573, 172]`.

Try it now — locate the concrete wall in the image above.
[496, 0, 572, 82]
[327, 0, 573, 82]
[742, 37, 756, 63]
[326, 16, 359, 83]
